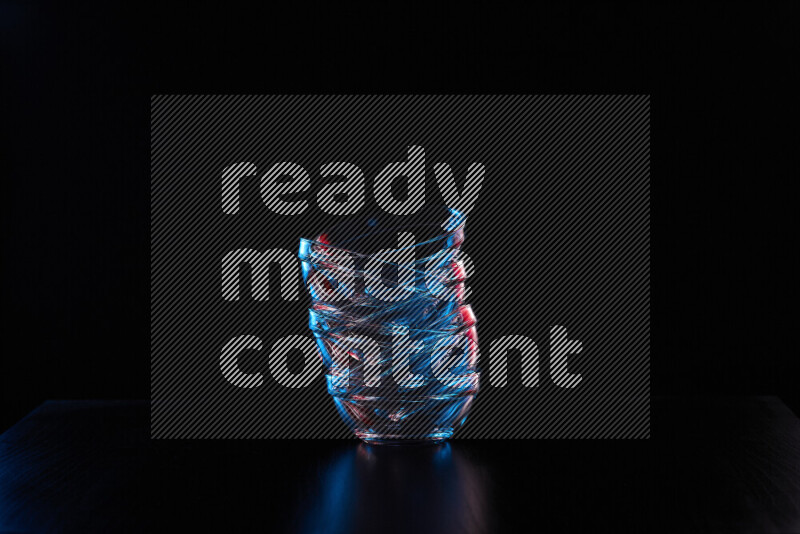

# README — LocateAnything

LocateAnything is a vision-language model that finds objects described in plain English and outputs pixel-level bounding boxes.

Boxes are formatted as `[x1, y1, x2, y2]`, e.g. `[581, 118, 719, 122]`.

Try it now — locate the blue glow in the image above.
[298, 207, 478, 443]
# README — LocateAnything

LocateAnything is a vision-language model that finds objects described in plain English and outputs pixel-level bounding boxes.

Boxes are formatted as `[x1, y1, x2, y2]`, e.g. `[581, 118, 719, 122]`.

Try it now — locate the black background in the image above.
[2, 2, 797, 434]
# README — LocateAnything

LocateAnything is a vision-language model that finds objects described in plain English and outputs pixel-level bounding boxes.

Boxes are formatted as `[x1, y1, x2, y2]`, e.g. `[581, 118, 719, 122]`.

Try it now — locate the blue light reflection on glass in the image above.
[298, 206, 479, 443]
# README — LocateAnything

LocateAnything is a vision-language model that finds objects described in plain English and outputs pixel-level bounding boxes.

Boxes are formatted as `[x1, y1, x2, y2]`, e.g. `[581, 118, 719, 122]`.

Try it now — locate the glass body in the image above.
[299, 207, 479, 444]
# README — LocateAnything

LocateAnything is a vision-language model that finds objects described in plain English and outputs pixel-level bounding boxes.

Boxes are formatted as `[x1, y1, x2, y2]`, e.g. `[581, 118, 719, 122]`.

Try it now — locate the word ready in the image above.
[221, 146, 485, 218]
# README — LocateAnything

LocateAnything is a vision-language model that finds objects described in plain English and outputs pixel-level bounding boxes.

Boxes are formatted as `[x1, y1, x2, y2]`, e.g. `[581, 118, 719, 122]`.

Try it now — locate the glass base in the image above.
[357, 428, 454, 446]
[332, 388, 477, 445]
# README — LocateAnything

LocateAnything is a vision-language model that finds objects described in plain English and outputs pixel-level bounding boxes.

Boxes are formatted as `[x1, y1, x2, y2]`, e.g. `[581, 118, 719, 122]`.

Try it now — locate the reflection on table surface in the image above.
[2, 398, 800, 533]
[297, 442, 491, 534]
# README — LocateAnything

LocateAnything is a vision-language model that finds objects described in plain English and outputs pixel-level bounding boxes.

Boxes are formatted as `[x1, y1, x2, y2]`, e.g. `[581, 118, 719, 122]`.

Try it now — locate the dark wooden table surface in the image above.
[1, 397, 799, 533]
